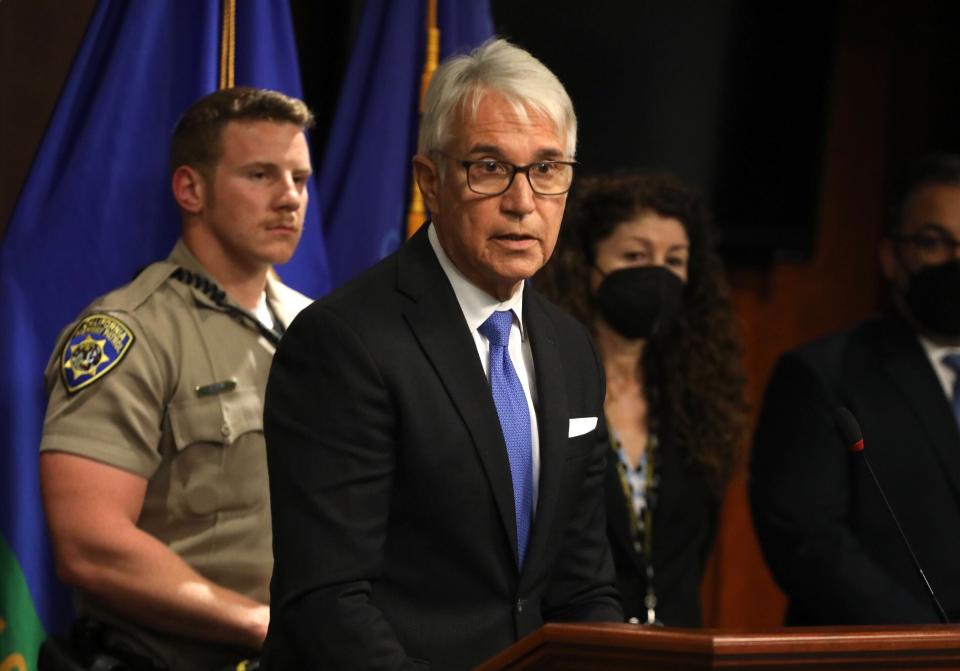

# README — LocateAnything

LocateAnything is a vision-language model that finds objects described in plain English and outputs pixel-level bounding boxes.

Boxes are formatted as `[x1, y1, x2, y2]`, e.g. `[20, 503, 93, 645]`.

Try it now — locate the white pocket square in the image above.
[568, 416, 598, 438]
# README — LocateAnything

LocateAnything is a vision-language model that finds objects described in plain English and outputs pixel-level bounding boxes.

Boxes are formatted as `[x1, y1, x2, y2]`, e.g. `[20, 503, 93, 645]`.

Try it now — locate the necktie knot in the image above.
[480, 310, 514, 348]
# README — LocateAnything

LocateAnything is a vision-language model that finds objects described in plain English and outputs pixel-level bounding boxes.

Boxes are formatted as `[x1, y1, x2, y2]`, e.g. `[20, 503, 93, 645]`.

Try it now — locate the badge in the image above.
[60, 313, 135, 393]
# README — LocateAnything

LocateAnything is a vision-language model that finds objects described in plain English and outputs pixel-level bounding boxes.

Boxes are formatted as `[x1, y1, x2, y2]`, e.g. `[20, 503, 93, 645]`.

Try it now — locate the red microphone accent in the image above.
[834, 406, 863, 451]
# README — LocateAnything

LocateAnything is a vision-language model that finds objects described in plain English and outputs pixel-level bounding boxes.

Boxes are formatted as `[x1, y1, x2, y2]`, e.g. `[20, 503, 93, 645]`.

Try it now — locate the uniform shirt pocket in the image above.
[166, 387, 265, 517]
[169, 387, 263, 447]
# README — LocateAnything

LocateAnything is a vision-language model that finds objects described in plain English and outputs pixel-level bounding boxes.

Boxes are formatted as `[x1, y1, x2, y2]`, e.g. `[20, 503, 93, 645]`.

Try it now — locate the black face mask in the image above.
[594, 265, 685, 340]
[902, 259, 960, 337]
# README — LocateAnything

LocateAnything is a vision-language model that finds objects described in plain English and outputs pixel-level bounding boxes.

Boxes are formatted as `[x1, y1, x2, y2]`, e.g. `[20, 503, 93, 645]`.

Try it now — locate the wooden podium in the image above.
[475, 622, 960, 670]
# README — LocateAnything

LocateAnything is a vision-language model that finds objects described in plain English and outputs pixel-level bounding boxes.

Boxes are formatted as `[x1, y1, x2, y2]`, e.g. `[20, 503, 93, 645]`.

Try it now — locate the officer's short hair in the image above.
[169, 87, 314, 177]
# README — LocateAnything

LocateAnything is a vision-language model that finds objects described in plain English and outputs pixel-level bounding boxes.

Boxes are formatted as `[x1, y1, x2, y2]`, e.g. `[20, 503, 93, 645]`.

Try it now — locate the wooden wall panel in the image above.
[701, 18, 892, 626]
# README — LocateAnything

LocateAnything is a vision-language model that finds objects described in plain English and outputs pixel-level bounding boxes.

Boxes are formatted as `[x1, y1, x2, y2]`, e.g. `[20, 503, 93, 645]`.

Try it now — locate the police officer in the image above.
[39, 87, 314, 669]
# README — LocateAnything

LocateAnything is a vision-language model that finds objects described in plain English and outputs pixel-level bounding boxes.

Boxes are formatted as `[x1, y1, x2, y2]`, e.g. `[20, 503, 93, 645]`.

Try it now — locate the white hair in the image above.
[417, 38, 577, 166]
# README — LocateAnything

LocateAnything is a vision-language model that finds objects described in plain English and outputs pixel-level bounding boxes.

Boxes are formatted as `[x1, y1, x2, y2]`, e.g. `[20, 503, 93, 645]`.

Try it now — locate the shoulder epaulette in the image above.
[98, 261, 179, 313]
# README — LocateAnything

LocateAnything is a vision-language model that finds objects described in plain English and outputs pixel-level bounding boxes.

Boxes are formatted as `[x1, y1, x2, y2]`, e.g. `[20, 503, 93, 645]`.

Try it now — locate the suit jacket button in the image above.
[516, 598, 527, 613]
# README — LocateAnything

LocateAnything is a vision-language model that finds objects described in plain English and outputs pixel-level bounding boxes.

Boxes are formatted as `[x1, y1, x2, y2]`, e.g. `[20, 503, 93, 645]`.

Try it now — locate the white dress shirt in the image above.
[428, 224, 541, 506]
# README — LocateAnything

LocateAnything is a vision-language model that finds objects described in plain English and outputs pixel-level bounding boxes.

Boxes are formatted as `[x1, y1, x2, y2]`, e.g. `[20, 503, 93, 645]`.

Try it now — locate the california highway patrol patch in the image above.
[60, 313, 135, 393]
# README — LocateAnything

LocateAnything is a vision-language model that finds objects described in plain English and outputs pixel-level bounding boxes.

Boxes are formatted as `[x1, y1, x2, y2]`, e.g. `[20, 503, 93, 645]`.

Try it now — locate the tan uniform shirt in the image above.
[40, 240, 311, 668]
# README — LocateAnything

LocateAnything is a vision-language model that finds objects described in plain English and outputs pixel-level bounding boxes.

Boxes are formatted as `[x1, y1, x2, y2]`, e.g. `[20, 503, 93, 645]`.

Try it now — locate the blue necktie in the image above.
[480, 310, 533, 567]
[942, 354, 960, 429]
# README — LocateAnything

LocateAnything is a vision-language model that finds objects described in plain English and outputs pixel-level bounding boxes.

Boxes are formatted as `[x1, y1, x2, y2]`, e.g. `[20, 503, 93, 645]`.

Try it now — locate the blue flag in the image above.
[319, 0, 493, 288]
[0, 0, 329, 660]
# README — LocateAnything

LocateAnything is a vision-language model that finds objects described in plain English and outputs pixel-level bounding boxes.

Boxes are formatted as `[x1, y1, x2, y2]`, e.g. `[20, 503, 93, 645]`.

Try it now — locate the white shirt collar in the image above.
[253, 291, 273, 327]
[918, 333, 960, 399]
[427, 223, 527, 339]
[265, 271, 312, 327]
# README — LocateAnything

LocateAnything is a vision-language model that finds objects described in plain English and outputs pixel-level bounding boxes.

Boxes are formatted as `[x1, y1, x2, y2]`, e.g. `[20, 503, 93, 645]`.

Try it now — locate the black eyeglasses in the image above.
[458, 158, 576, 196]
[893, 226, 960, 264]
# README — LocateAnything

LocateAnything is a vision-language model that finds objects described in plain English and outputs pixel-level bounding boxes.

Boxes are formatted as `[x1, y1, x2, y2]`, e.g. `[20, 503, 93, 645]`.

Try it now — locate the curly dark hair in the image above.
[536, 172, 747, 495]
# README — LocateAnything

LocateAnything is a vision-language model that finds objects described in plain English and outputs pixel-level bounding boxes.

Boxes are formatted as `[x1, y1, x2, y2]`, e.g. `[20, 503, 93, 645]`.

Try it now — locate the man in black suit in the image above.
[750, 154, 960, 625]
[262, 39, 622, 669]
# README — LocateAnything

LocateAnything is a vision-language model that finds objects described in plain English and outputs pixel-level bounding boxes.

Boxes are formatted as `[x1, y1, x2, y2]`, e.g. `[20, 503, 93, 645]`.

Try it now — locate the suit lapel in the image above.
[397, 227, 520, 565]
[880, 318, 960, 500]
[523, 291, 568, 570]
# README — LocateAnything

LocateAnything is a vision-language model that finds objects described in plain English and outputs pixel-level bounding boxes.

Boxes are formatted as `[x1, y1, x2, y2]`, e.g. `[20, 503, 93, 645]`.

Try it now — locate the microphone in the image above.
[833, 406, 949, 624]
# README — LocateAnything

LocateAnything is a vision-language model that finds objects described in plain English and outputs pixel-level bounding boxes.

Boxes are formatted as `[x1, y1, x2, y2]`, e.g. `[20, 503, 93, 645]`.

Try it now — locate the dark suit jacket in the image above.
[262, 226, 622, 670]
[750, 315, 960, 625]
[604, 422, 718, 626]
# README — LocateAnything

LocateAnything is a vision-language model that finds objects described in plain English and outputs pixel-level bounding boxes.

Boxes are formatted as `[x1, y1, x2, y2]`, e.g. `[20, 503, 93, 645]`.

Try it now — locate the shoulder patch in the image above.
[60, 313, 136, 393]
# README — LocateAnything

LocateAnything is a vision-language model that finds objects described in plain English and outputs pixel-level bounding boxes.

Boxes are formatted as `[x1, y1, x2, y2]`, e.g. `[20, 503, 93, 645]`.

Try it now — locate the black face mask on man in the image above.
[902, 259, 960, 338]
[593, 265, 684, 340]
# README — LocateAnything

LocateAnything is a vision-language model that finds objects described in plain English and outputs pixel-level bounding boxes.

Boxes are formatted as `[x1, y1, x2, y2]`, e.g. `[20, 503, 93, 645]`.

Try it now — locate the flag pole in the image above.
[221, 1, 284, 282]
[405, 0, 439, 238]
[219, 0, 236, 89]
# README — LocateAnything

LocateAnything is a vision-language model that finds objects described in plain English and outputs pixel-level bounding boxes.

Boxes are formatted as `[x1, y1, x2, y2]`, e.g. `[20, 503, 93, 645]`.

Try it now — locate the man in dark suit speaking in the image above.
[262, 39, 622, 669]
[750, 154, 960, 625]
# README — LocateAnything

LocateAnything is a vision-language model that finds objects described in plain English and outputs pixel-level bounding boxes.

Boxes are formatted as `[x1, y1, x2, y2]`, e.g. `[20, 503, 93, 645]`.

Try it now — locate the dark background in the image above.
[284, 0, 836, 263]
[491, 0, 837, 263]
[6, 1, 960, 262]
[280, 1, 960, 265]
[5, 0, 960, 627]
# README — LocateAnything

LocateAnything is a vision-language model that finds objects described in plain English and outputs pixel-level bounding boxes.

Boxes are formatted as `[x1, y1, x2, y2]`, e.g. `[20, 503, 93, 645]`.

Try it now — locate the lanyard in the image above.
[612, 427, 660, 625]
[171, 267, 284, 345]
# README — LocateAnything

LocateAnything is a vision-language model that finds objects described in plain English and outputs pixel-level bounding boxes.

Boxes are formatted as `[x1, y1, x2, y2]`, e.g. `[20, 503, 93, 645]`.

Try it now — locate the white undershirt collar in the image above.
[427, 223, 526, 339]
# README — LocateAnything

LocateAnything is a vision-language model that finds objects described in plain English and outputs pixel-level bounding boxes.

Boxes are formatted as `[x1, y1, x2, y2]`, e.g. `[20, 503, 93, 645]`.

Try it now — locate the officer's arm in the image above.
[41, 451, 270, 648]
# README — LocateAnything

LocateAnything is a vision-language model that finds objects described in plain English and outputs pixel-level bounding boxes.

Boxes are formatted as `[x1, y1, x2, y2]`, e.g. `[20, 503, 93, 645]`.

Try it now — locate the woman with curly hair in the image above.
[536, 172, 747, 626]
